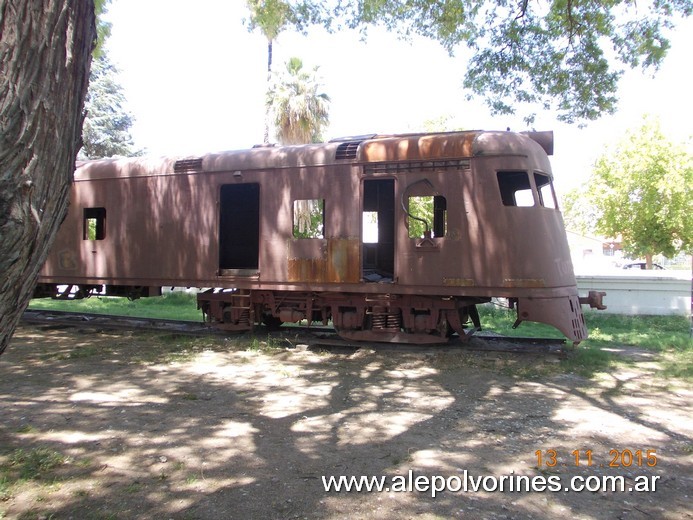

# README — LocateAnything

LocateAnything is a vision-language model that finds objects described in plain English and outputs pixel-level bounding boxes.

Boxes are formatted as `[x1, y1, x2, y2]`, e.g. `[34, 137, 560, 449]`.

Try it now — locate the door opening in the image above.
[362, 179, 395, 281]
[219, 183, 260, 270]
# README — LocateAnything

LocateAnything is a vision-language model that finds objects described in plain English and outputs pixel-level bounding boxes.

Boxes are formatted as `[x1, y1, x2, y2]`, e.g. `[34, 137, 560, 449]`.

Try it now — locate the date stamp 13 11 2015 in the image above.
[535, 448, 658, 468]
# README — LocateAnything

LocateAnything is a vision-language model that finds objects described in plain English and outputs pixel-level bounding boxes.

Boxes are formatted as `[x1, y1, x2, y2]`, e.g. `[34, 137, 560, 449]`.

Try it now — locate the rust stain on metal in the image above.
[327, 239, 360, 283]
[288, 258, 327, 283]
[362, 132, 478, 162]
[443, 277, 475, 287]
[503, 278, 546, 288]
[287, 239, 359, 283]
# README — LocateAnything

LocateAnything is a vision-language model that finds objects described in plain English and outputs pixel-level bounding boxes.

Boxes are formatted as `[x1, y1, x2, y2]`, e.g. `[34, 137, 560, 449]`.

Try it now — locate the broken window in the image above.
[496, 171, 534, 207]
[407, 196, 447, 238]
[534, 172, 557, 209]
[83, 207, 106, 240]
[293, 199, 324, 239]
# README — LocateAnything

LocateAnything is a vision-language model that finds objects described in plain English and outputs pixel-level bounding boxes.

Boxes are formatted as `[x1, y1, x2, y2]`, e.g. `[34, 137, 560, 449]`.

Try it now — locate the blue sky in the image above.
[104, 0, 692, 192]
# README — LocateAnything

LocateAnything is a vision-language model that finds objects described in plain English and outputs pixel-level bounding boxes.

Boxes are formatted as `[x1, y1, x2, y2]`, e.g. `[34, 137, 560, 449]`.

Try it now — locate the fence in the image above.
[577, 272, 691, 316]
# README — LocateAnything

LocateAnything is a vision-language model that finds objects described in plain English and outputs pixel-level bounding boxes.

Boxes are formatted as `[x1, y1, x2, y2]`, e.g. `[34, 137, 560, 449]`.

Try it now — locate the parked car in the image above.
[622, 262, 665, 270]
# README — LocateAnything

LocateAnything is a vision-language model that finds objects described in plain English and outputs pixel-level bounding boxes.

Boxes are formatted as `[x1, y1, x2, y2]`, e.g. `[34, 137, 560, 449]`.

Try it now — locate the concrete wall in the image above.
[577, 272, 691, 316]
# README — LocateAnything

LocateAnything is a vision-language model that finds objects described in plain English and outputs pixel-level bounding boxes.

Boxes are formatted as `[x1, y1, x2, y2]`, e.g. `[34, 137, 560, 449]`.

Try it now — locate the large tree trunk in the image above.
[0, 0, 96, 354]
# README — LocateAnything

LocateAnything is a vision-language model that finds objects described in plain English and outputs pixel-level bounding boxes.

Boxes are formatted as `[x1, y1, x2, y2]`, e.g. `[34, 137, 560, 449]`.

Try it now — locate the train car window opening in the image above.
[293, 199, 324, 239]
[496, 171, 535, 207]
[407, 196, 447, 238]
[83, 207, 106, 240]
[534, 172, 558, 209]
[363, 211, 378, 243]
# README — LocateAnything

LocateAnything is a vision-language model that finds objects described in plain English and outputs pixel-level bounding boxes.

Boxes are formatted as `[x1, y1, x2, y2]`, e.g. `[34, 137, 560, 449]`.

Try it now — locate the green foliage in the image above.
[560, 188, 599, 236]
[267, 57, 330, 144]
[81, 52, 141, 159]
[94, 0, 113, 58]
[578, 116, 692, 259]
[289, 0, 691, 124]
[293, 199, 324, 238]
[245, 0, 293, 41]
[407, 196, 433, 238]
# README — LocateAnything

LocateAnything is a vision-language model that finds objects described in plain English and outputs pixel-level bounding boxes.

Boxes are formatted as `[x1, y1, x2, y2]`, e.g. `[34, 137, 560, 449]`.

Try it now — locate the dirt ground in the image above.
[0, 323, 691, 520]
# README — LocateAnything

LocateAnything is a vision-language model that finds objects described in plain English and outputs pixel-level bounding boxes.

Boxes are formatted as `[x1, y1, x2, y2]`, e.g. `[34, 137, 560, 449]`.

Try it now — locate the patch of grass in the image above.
[560, 344, 620, 377]
[582, 313, 692, 351]
[0, 473, 10, 501]
[0, 447, 68, 500]
[29, 291, 201, 322]
[658, 349, 693, 379]
[123, 334, 213, 364]
[477, 304, 565, 339]
[477, 304, 692, 351]
[124, 481, 142, 493]
[7, 448, 66, 481]
[477, 304, 692, 380]
[246, 334, 284, 353]
[68, 345, 102, 359]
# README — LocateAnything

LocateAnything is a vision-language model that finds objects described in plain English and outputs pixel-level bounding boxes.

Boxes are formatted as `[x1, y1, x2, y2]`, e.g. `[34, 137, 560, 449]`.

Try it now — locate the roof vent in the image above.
[335, 141, 361, 160]
[174, 158, 203, 173]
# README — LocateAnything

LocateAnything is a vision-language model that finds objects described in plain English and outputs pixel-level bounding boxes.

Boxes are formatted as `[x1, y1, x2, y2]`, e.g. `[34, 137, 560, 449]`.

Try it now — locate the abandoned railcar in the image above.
[35, 130, 605, 344]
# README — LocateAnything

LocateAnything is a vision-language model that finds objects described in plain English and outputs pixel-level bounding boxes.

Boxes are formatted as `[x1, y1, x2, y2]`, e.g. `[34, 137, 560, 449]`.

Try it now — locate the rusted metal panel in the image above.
[287, 238, 360, 283]
[287, 258, 328, 283]
[443, 277, 476, 287]
[287, 239, 327, 282]
[361, 132, 479, 162]
[517, 295, 587, 342]
[503, 278, 547, 288]
[326, 238, 360, 283]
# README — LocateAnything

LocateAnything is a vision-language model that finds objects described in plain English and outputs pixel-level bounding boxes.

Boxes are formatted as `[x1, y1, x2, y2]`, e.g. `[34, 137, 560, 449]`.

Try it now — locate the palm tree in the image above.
[245, 0, 290, 143]
[267, 57, 330, 145]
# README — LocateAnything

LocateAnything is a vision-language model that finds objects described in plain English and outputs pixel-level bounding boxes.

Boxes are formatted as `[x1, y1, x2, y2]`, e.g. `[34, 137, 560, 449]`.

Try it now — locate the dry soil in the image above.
[0, 324, 691, 519]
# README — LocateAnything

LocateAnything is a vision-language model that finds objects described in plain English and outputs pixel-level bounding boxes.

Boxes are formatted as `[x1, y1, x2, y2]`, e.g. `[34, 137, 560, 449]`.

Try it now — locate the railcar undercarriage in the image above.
[33, 284, 602, 344]
[196, 289, 489, 344]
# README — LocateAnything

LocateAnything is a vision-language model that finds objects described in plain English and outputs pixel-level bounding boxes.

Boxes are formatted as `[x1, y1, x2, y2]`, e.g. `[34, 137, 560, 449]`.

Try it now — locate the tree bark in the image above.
[263, 38, 273, 144]
[645, 253, 653, 270]
[0, 0, 96, 354]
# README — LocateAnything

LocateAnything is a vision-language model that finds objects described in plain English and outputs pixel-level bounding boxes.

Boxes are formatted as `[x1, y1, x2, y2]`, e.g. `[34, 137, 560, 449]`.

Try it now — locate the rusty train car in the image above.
[35, 130, 605, 344]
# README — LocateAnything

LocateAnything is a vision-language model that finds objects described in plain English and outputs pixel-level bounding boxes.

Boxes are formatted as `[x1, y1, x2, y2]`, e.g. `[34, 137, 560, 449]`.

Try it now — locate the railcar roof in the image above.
[74, 130, 551, 180]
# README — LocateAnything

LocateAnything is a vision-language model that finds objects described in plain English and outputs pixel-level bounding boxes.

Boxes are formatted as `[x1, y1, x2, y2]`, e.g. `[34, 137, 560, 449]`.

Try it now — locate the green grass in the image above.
[477, 304, 692, 351]
[477, 304, 692, 379]
[0, 447, 68, 500]
[28, 293, 691, 379]
[582, 312, 691, 350]
[477, 304, 565, 339]
[29, 291, 202, 321]
[30, 294, 691, 351]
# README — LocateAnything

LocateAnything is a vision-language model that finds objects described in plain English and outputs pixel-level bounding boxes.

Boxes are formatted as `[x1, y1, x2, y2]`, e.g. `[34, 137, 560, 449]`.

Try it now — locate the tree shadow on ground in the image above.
[0, 325, 690, 519]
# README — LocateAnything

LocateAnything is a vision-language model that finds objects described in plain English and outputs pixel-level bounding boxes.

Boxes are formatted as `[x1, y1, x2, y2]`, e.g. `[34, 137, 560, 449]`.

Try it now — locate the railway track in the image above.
[21, 309, 567, 354]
